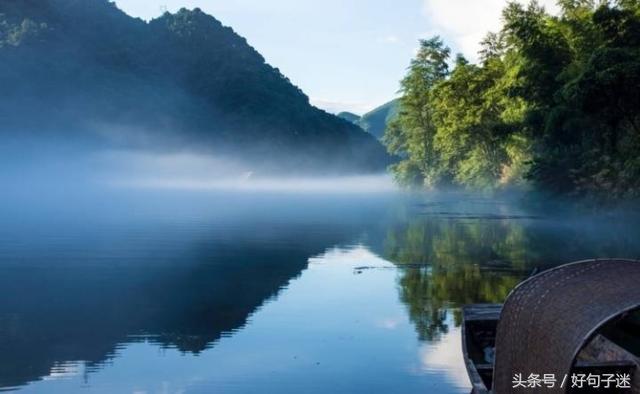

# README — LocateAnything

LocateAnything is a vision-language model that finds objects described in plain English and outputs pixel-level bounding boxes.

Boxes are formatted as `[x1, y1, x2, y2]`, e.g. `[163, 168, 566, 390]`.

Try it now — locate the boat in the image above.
[462, 259, 640, 393]
[461, 304, 500, 394]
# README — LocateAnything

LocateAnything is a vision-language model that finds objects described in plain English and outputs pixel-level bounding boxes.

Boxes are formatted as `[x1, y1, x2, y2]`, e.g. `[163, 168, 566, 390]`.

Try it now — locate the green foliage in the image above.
[385, 0, 640, 201]
[431, 56, 512, 190]
[0, 0, 390, 173]
[357, 99, 399, 139]
[384, 37, 451, 188]
[337, 112, 361, 124]
[382, 206, 529, 340]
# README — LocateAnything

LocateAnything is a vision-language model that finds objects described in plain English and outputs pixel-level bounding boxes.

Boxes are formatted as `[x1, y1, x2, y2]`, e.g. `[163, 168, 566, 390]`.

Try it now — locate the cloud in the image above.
[419, 327, 471, 390]
[376, 317, 402, 330]
[422, 0, 560, 61]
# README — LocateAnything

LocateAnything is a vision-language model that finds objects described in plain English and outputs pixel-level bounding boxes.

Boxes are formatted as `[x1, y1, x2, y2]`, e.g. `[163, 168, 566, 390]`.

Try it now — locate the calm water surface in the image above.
[1, 188, 640, 393]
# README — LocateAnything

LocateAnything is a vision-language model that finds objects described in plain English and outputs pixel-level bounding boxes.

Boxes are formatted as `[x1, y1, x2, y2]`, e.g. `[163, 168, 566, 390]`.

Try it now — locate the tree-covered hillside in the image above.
[386, 0, 640, 202]
[337, 112, 361, 124]
[337, 100, 399, 140]
[359, 99, 399, 140]
[0, 0, 390, 173]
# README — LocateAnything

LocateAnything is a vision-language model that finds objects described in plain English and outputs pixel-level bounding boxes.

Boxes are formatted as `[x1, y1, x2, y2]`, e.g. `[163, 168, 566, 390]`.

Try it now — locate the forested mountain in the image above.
[359, 99, 399, 140]
[0, 0, 390, 173]
[385, 0, 640, 202]
[337, 112, 361, 124]
[337, 100, 399, 140]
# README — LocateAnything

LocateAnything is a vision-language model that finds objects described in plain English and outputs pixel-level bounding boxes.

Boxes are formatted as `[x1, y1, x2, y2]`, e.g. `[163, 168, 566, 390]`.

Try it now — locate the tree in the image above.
[384, 37, 451, 187]
[431, 54, 514, 190]
[389, 1, 640, 202]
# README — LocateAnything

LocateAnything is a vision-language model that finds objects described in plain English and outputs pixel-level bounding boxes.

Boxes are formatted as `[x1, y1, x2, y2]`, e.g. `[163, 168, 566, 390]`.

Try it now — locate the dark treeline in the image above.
[386, 0, 640, 202]
[0, 0, 390, 174]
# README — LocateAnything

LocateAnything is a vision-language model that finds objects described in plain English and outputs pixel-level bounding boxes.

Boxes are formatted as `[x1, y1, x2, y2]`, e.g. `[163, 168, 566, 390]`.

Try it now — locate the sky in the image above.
[114, 0, 559, 115]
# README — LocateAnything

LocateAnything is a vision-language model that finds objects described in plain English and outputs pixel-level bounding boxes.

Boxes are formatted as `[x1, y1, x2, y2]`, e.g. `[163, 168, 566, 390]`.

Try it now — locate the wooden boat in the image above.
[461, 304, 500, 394]
[462, 259, 640, 394]
[462, 304, 640, 393]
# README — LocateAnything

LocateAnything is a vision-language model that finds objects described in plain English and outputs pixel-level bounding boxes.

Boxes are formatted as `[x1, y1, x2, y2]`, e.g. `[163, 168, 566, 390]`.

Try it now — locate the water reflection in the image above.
[0, 234, 318, 390]
[2, 191, 640, 393]
[419, 325, 469, 387]
[383, 201, 529, 341]
[9, 246, 471, 394]
[0, 191, 391, 392]
[384, 196, 640, 345]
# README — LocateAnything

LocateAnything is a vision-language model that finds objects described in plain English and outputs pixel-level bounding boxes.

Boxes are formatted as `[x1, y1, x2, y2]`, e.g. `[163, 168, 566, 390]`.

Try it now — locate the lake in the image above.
[1, 185, 639, 393]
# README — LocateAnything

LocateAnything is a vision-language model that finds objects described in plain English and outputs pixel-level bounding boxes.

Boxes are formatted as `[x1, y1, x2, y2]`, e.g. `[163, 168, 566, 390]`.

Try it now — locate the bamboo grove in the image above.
[385, 0, 640, 202]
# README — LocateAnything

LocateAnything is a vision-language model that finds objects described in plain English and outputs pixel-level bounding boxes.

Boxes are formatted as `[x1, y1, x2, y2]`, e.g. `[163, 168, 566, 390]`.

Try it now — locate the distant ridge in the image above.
[0, 0, 391, 174]
[358, 99, 399, 140]
[337, 112, 361, 124]
[336, 100, 400, 140]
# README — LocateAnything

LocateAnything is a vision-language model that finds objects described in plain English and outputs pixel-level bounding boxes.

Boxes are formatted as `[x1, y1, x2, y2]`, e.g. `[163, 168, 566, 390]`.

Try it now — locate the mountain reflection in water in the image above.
[1, 190, 640, 393]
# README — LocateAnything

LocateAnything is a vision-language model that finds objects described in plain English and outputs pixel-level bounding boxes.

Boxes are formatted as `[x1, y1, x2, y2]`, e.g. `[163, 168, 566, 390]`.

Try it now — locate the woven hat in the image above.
[493, 259, 640, 393]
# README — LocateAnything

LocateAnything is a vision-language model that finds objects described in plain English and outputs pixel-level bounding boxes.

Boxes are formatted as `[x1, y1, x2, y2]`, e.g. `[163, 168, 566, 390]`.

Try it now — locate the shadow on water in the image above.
[0, 190, 392, 391]
[2, 188, 640, 392]
[380, 196, 640, 343]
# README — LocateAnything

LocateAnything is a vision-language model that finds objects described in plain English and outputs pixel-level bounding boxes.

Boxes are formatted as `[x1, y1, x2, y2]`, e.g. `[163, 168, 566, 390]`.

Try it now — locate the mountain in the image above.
[0, 0, 390, 174]
[358, 99, 399, 140]
[337, 100, 400, 140]
[337, 112, 361, 124]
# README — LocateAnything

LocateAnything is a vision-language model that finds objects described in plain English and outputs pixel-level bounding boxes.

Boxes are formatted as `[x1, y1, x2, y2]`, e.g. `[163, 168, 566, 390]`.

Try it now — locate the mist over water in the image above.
[3, 138, 640, 393]
[101, 150, 397, 193]
[4, 1, 640, 391]
[1, 135, 396, 197]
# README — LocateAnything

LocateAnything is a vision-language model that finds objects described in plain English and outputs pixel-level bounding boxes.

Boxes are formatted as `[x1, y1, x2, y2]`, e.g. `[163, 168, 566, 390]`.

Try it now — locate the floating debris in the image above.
[418, 212, 542, 220]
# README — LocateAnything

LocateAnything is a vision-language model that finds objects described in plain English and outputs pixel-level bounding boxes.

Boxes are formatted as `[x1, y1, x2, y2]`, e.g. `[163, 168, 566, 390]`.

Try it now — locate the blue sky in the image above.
[114, 0, 558, 115]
